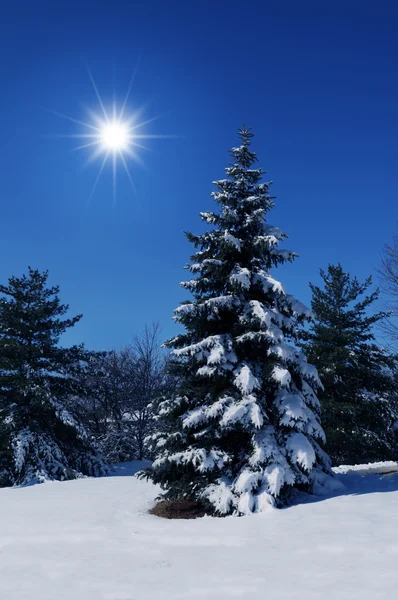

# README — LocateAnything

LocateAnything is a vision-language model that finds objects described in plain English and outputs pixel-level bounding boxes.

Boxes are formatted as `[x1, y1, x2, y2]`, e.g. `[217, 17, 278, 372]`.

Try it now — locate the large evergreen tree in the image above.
[144, 128, 338, 515]
[0, 267, 105, 486]
[302, 263, 397, 465]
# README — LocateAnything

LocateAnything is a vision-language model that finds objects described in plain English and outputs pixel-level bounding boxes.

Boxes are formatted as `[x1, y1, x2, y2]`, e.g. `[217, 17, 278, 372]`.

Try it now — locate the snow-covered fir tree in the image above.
[0, 268, 105, 486]
[144, 128, 338, 515]
[301, 263, 398, 465]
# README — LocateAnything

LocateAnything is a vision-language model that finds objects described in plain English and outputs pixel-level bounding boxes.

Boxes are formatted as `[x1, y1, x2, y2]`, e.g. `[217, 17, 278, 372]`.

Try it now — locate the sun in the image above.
[53, 65, 174, 203]
[100, 120, 130, 152]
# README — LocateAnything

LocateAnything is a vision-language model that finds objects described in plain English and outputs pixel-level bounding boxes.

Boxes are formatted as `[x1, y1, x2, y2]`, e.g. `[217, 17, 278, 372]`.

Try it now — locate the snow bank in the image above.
[333, 461, 398, 476]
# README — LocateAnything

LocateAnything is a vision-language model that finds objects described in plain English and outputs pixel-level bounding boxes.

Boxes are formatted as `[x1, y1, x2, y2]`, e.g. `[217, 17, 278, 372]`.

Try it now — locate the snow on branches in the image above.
[146, 128, 334, 515]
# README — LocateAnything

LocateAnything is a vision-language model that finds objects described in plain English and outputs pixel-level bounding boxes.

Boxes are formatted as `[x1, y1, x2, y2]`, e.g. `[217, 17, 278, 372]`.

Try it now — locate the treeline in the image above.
[0, 129, 398, 500]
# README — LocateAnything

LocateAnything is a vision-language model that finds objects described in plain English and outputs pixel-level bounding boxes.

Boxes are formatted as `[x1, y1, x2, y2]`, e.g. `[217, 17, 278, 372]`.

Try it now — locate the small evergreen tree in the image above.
[302, 263, 397, 465]
[144, 128, 338, 515]
[0, 267, 105, 486]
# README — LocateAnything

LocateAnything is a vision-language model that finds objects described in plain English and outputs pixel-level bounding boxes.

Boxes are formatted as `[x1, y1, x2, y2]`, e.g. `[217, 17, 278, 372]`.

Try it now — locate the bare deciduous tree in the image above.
[379, 232, 398, 347]
[71, 323, 170, 463]
[129, 323, 169, 459]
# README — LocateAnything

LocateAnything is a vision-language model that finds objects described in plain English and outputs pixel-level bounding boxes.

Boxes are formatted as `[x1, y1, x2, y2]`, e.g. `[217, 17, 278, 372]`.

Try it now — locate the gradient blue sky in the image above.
[1, 0, 397, 349]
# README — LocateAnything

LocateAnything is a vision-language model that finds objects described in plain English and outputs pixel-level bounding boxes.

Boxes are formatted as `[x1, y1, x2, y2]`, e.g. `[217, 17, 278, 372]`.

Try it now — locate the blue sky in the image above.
[1, 0, 397, 349]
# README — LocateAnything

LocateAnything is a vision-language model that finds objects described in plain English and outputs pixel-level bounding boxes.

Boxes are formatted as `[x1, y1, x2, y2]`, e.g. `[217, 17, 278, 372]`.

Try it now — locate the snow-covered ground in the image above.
[1, 461, 398, 600]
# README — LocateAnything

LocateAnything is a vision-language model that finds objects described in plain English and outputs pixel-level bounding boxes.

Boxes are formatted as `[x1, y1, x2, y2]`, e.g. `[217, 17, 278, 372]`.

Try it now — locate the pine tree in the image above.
[302, 263, 397, 465]
[0, 267, 106, 486]
[144, 128, 338, 515]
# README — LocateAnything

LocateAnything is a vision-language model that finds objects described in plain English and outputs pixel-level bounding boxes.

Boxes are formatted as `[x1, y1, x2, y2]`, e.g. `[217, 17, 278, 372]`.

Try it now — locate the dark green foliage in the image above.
[0, 267, 105, 486]
[302, 263, 397, 465]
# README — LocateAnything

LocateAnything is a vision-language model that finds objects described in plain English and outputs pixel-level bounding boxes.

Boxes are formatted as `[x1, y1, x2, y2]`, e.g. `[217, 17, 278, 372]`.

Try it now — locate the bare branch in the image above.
[378, 231, 398, 347]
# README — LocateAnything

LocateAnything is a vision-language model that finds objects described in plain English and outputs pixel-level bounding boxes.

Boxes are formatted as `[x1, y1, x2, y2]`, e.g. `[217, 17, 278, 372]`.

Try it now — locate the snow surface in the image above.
[1, 460, 398, 600]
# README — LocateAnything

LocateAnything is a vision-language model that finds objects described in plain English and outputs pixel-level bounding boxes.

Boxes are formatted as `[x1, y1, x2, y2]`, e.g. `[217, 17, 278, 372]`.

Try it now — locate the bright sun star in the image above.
[53, 65, 173, 203]
[100, 121, 130, 152]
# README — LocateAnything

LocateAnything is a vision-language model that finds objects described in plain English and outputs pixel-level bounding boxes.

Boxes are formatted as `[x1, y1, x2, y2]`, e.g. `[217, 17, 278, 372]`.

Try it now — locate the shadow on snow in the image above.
[106, 460, 152, 478]
[290, 471, 398, 508]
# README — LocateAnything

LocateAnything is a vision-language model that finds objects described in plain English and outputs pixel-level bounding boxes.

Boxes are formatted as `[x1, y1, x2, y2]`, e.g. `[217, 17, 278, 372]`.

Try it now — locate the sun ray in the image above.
[128, 141, 152, 152]
[130, 112, 166, 131]
[119, 55, 141, 121]
[112, 153, 117, 205]
[49, 110, 100, 132]
[85, 107, 108, 129]
[87, 151, 109, 205]
[132, 134, 179, 139]
[123, 146, 146, 168]
[120, 152, 137, 194]
[86, 65, 109, 123]
[42, 133, 99, 140]
[73, 141, 100, 151]
[83, 144, 107, 167]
